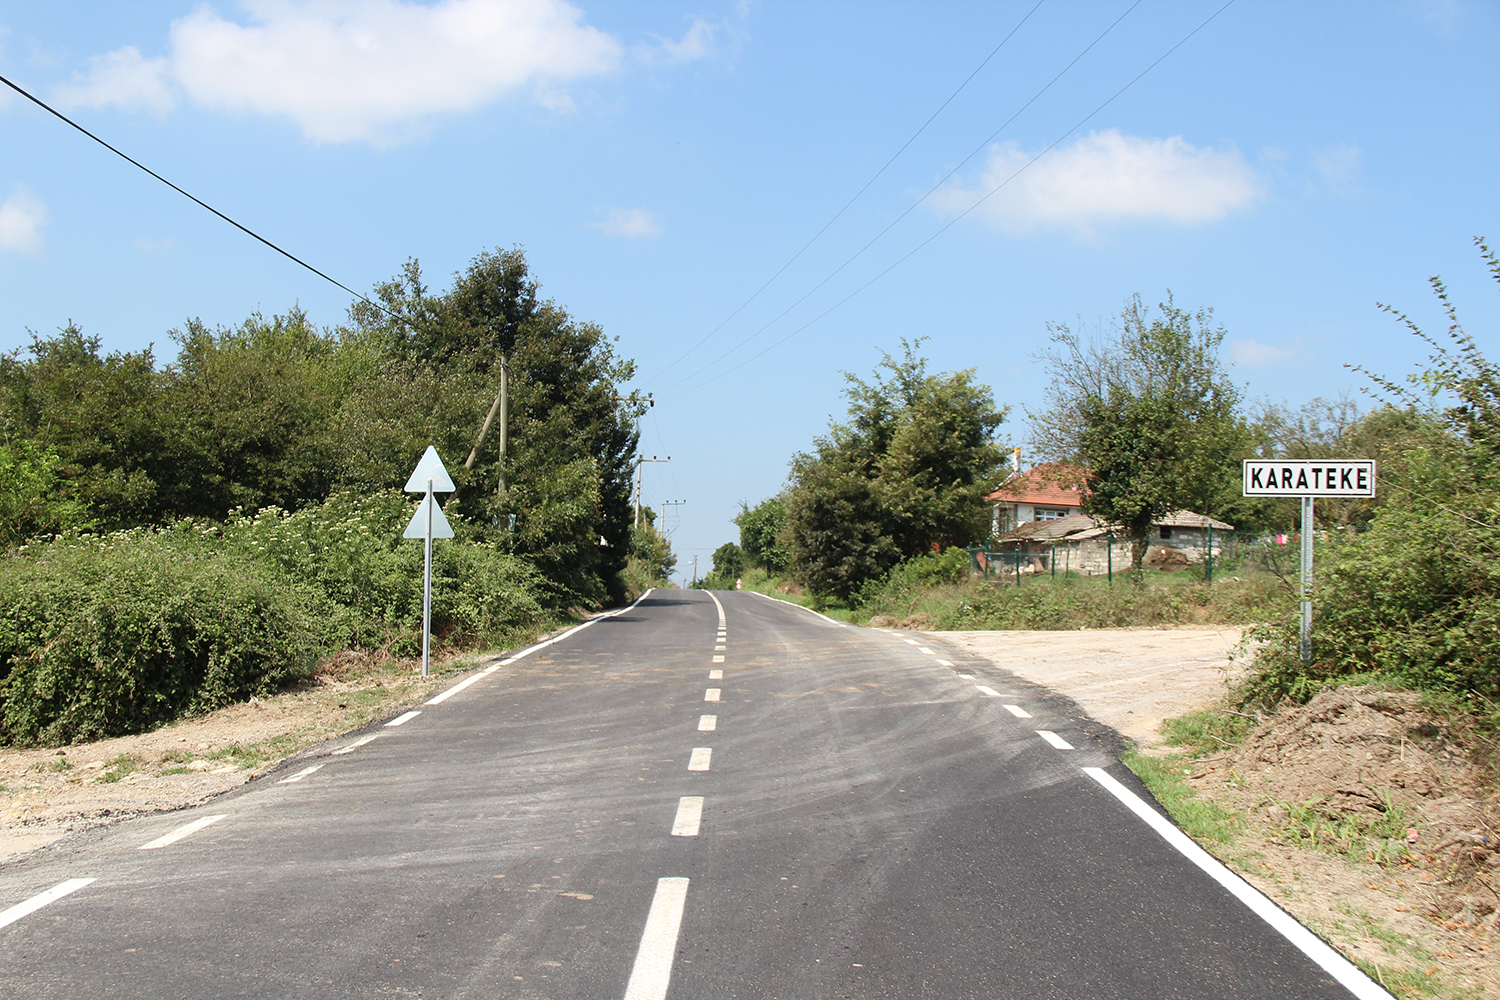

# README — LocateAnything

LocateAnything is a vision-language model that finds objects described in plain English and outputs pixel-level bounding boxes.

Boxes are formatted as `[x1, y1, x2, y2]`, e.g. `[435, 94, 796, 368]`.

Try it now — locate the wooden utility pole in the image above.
[634, 455, 670, 528]
[464, 356, 510, 497]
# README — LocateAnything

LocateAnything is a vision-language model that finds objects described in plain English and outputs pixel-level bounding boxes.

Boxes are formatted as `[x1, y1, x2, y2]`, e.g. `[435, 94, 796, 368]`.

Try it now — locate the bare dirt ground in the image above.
[946, 626, 1498, 1000]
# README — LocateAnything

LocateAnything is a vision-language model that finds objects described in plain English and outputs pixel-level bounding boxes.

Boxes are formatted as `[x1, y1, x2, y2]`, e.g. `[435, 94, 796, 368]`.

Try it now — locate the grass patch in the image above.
[1120, 749, 1242, 846]
[98, 753, 139, 783]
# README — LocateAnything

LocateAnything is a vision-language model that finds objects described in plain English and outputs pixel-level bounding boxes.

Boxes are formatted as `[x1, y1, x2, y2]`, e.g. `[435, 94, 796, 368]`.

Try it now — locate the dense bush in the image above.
[0, 490, 552, 745]
[0, 532, 336, 745]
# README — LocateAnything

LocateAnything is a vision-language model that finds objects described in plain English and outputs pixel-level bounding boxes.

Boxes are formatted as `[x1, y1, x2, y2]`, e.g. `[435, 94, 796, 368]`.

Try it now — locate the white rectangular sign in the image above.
[1242, 459, 1376, 497]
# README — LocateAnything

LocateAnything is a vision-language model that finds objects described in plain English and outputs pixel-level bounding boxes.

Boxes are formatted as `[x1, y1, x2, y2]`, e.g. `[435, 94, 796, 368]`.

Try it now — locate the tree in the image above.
[710, 542, 744, 580]
[735, 497, 788, 573]
[1034, 295, 1249, 582]
[784, 340, 1008, 600]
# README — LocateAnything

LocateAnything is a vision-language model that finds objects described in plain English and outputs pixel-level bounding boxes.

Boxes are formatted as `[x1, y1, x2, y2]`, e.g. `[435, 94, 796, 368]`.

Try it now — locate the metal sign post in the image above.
[403, 446, 456, 677]
[1243, 460, 1377, 664]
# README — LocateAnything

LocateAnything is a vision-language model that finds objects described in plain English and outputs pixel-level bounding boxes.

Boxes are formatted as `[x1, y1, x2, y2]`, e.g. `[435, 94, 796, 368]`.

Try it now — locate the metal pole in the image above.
[1107, 533, 1113, 586]
[1206, 523, 1214, 585]
[1300, 495, 1313, 663]
[422, 481, 433, 678]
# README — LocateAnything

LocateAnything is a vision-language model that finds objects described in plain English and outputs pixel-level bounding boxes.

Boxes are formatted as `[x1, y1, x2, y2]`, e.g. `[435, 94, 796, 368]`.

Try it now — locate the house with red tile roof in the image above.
[985, 462, 1088, 534]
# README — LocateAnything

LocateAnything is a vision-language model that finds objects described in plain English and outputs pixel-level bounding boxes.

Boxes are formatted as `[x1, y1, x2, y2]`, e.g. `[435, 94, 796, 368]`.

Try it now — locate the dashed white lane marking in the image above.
[704, 688, 721, 703]
[622, 877, 690, 1000]
[0, 878, 96, 930]
[688, 748, 713, 771]
[671, 797, 704, 837]
[698, 715, 717, 732]
[957, 673, 974, 680]
[1004, 704, 1033, 719]
[712, 655, 725, 663]
[138, 814, 226, 850]
[974, 685, 1001, 697]
[385, 710, 421, 727]
[902, 638, 919, 645]
[714, 645, 726, 651]
[918, 647, 935, 655]
[1082, 767, 1393, 1000]
[1037, 730, 1074, 750]
[937, 659, 953, 667]
[427, 589, 656, 705]
[333, 733, 380, 755]
[708, 669, 723, 680]
[277, 763, 327, 784]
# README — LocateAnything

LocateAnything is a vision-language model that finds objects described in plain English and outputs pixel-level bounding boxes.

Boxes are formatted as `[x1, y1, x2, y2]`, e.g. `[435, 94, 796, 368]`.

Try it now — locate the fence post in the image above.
[1107, 533, 1113, 586]
[1206, 523, 1213, 585]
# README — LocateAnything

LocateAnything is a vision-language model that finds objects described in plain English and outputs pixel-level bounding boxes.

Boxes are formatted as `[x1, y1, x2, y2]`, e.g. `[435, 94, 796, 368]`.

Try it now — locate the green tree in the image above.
[784, 340, 1008, 600]
[735, 497, 788, 573]
[710, 542, 744, 580]
[1035, 295, 1249, 582]
[0, 440, 93, 545]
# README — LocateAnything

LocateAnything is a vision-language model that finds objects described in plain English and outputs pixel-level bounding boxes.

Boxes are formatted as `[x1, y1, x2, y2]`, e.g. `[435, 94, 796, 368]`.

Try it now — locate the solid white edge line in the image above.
[1036, 730, 1074, 750]
[687, 748, 712, 771]
[277, 763, 326, 784]
[1082, 767, 1393, 1000]
[385, 710, 421, 727]
[332, 733, 379, 755]
[622, 877, 690, 1000]
[705, 590, 726, 621]
[671, 796, 704, 837]
[698, 715, 717, 731]
[0, 878, 96, 929]
[1004, 704, 1033, 719]
[138, 814, 226, 850]
[744, 590, 846, 626]
[427, 589, 656, 705]
[974, 685, 1001, 697]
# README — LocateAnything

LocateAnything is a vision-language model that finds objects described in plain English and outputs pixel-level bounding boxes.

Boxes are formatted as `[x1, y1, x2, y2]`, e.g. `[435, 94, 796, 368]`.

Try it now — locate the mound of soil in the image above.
[1209, 687, 1500, 931]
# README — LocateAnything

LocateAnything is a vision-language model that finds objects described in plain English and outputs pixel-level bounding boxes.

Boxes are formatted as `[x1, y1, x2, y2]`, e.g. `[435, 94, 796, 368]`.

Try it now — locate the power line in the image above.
[660, 0, 1143, 393]
[646, 0, 1048, 383]
[0, 71, 393, 323]
[669, 0, 1238, 399]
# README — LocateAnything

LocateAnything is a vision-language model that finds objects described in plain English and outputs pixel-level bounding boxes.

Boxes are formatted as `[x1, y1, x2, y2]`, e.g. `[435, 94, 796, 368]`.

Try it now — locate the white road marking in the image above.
[0, 878, 96, 929]
[706, 591, 726, 621]
[704, 688, 721, 702]
[918, 647, 935, 655]
[745, 590, 847, 626]
[671, 796, 704, 836]
[712, 655, 725, 663]
[974, 685, 1001, 697]
[1004, 704, 1033, 719]
[385, 710, 421, 727]
[714, 645, 726, 651]
[957, 673, 974, 680]
[1037, 730, 1074, 750]
[427, 589, 656, 705]
[333, 733, 380, 755]
[622, 877, 690, 1000]
[937, 659, 953, 667]
[708, 669, 723, 680]
[277, 763, 326, 784]
[138, 814, 226, 850]
[688, 748, 712, 771]
[698, 715, 717, 731]
[903, 638, 919, 645]
[1082, 767, 1394, 1000]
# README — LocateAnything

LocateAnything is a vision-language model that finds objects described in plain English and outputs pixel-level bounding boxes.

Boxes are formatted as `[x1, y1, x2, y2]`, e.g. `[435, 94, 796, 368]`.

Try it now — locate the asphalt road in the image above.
[0, 590, 1389, 999]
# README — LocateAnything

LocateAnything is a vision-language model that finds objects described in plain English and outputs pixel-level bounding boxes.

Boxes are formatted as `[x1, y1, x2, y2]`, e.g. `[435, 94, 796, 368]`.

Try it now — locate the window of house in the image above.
[1037, 509, 1071, 521]
[1159, 526, 1173, 539]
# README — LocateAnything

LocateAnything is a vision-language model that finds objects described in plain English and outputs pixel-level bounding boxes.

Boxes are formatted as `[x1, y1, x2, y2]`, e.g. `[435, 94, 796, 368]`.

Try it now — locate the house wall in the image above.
[1053, 529, 1225, 575]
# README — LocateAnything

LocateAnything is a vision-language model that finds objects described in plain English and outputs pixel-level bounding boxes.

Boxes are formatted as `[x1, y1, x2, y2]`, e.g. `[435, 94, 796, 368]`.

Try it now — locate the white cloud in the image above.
[53, 45, 175, 115]
[592, 207, 661, 238]
[1229, 338, 1297, 367]
[58, 0, 624, 145]
[933, 129, 1265, 236]
[0, 183, 47, 253]
[1312, 143, 1361, 193]
[636, 18, 718, 63]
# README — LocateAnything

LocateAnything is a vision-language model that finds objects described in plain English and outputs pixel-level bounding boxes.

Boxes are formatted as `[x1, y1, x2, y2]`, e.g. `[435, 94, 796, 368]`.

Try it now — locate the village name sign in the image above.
[1242, 458, 1377, 664]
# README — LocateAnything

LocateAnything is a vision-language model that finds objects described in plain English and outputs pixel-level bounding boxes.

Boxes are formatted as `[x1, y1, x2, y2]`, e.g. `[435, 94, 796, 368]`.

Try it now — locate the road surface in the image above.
[0, 590, 1387, 999]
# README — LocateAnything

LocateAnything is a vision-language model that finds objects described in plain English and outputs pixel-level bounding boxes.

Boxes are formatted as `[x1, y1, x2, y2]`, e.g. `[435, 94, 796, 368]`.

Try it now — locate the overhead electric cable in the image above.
[669, 0, 1238, 399]
[0, 72, 395, 323]
[661, 0, 1143, 393]
[647, 0, 1048, 382]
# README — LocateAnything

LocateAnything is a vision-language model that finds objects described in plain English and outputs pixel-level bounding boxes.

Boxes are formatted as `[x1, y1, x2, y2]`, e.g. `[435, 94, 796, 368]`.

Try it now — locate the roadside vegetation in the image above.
[0, 247, 651, 746]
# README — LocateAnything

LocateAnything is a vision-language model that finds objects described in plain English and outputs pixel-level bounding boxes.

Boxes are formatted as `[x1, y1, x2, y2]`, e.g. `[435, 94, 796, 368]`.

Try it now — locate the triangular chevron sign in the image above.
[403, 494, 455, 539]
[403, 445, 456, 494]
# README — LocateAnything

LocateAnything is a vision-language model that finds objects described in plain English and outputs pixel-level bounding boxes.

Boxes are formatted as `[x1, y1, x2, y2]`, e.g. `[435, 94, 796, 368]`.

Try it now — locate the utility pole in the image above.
[464, 355, 510, 498]
[692, 554, 698, 588]
[659, 499, 687, 539]
[634, 455, 670, 528]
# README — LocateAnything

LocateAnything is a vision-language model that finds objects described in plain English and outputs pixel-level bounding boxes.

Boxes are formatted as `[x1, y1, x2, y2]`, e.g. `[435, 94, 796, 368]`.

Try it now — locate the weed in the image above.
[1275, 794, 1414, 865]
[45, 757, 70, 773]
[1122, 750, 1242, 846]
[98, 754, 138, 783]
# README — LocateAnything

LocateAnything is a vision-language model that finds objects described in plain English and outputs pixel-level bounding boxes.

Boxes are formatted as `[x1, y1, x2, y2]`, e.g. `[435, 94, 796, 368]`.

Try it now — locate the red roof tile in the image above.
[985, 463, 1088, 506]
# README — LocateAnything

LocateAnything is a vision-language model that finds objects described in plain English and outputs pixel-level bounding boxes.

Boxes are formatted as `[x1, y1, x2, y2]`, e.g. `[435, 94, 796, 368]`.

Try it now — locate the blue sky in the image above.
[2, 0, 1497, 583]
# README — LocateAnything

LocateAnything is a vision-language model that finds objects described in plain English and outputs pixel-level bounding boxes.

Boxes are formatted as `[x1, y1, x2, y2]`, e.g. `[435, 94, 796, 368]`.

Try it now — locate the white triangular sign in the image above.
[403, 445, 456, 494]
[403, 495, 455, 539]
